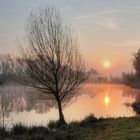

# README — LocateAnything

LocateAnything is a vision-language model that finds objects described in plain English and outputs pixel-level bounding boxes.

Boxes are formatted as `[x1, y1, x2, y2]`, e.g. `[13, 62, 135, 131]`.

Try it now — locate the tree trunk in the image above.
[57, 100, 66, 126]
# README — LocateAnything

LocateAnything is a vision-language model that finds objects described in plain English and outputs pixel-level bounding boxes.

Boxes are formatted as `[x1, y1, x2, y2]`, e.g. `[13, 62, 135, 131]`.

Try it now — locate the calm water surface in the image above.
[0, 83, 140, 127]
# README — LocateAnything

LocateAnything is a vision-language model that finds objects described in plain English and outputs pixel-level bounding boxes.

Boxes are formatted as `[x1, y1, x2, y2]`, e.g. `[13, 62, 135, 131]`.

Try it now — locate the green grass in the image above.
[79, 116, 140, 140]
[1, 115, 140, 140]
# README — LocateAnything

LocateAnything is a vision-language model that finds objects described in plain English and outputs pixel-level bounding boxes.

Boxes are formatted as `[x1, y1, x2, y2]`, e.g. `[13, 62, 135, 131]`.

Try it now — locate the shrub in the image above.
[0, 127, 8, 137]
[12, 123, 27, 135]
[68, 121, 80, 128]
[28, 126, 49, 135]
[80, 114, 98, 126]
[48, 120, 60, 130]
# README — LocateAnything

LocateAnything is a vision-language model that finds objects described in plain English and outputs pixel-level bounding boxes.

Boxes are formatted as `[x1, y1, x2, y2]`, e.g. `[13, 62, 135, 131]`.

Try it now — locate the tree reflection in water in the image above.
[0, 83, 55, 127]
[122, 86, 140, 115]
[2, 83, 139, 127]
[0, 83, 87, 127]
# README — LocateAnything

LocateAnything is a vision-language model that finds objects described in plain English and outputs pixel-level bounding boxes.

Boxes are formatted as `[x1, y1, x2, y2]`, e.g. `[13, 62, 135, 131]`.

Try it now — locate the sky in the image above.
[1, 0, 140, 75]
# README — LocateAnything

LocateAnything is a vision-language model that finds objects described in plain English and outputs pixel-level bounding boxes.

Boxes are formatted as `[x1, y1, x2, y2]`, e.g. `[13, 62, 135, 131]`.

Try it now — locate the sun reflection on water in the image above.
[104, 94, 110, 106]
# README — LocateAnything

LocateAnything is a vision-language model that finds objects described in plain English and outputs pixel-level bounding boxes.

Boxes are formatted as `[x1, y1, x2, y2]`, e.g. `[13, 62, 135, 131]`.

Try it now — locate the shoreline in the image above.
[1, 115, 140, 140]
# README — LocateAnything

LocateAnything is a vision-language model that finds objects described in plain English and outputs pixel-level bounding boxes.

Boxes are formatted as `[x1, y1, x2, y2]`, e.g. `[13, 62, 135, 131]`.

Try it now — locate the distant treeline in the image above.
[0, 54, 25, 85]
[87, 68, 122, 84]
[121, 49, 140, 88]
[1, 48, 140, 87]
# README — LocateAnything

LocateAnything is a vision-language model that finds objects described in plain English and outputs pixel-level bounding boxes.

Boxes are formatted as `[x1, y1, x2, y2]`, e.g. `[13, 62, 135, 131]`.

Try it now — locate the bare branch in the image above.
[17, 7, 86, 125]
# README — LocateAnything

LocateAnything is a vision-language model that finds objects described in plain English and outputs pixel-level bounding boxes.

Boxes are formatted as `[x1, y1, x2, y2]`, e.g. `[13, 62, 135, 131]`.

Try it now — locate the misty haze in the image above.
[1, 1, 140, 140]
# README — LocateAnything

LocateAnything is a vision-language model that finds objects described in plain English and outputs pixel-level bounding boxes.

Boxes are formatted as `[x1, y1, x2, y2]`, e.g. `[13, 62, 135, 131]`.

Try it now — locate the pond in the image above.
[0, 83, 140, 127]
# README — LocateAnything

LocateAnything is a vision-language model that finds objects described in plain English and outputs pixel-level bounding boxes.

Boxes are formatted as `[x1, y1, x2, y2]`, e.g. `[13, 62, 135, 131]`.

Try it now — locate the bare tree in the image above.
[18, 7, 86, 125]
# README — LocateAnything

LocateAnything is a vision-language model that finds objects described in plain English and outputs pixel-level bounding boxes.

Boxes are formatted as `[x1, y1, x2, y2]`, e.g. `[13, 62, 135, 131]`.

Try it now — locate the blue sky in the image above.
[1, 0, 140, 74]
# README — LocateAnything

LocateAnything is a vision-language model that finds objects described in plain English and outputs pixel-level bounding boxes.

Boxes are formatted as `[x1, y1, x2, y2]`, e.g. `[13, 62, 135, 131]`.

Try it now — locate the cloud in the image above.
[60, 4, 140, 32]
[74, 10, 120, 31]
[94, 16, 120, 31]
[94, 9, 120, 15]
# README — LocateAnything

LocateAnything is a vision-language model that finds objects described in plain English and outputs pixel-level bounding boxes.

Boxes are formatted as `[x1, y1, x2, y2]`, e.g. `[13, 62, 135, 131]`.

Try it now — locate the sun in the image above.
[103, 59, 111, 68]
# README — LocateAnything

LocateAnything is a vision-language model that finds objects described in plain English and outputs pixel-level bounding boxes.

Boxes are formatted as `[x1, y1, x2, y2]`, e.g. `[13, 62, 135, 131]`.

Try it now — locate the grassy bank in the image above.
[1, 115, 140, 140]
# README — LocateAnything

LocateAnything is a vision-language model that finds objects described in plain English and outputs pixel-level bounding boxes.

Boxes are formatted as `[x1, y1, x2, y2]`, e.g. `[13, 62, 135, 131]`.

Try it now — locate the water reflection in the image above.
[0, 84, 55, 127]
[0, 85, 53, 114]
[104, 94, 110, 106]
[0, 83, 140, 127]
[122, 86, 140, 115]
